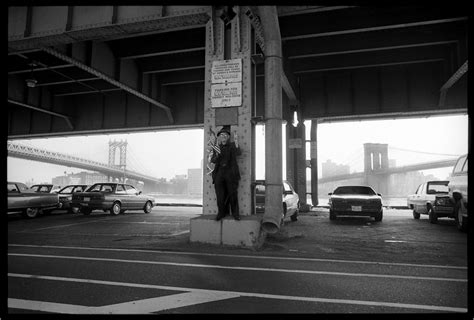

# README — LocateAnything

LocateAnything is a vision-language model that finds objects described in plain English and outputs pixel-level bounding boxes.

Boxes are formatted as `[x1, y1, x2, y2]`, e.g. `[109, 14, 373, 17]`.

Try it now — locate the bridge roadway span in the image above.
[9, 141, 456, 185]
[7, 141, 160, 184]
[317, 159, 457, 184]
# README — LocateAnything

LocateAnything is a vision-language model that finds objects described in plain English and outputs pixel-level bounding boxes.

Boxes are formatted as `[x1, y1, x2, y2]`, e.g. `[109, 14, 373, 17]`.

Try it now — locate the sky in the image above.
[7, 114, 468, 184]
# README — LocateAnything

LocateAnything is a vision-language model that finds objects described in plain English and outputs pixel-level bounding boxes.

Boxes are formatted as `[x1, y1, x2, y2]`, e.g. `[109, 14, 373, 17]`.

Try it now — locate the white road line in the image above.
[8, 273, 467, 313]
[98, 291, 240, 314]
[27, 220, 104, 231]
[8, 253, 467, 282]
[8, 244, 467, 270]
[8, 298, 95, 313]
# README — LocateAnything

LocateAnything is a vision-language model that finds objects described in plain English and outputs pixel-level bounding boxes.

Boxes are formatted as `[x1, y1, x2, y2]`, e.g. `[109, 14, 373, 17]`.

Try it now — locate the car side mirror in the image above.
[377, 193, 382, 196]
[138, 191, 142, 195]
[328, 192, 333, 195]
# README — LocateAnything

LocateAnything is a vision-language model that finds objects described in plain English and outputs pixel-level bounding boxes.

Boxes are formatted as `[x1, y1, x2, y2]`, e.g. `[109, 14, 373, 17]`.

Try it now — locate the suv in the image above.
[448, 154, 468, 232]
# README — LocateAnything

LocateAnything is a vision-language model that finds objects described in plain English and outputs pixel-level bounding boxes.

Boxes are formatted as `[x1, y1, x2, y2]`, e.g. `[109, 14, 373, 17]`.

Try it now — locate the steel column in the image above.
[310, 120, 319, 206]
[258, 6, 283, 234]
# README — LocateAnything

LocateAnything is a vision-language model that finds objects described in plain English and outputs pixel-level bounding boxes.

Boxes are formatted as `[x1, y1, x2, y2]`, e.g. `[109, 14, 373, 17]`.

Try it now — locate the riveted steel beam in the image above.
[282, 17, 468, 41]
[42, 46, 174, 124]
[439, 60, 468, 106]
[8, 98, 74, 130]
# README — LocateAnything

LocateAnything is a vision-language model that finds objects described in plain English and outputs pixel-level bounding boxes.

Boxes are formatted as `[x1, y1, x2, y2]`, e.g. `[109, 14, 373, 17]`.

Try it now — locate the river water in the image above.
[151, 193, 408, 208]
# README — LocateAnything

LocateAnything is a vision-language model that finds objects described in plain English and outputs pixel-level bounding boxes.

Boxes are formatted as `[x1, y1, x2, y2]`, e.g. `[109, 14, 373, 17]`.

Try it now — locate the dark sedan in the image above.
[328, 185, 383, 222]
[8, 181, 60, 219]
[71, 182, 155, 216]
[31, 184, 62, 193]
[56, 184, 89, 213]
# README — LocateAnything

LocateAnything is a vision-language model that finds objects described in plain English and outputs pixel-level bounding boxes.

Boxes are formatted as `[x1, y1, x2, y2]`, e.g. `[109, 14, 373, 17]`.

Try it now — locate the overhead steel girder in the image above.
[284, 21, 466, 59]
[8, 6, 211, 52]
[8, 99, 74, 130]
[291, 45, 451, 74]
[439, 60, 468, 107]
[279, 6, 467, 40]
[42, 46, 175, 124]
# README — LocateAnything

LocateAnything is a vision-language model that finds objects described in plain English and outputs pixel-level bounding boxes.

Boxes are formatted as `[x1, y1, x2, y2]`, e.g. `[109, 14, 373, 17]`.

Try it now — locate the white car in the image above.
[255, 180, 300, 222]
[407, 180, 454, 224]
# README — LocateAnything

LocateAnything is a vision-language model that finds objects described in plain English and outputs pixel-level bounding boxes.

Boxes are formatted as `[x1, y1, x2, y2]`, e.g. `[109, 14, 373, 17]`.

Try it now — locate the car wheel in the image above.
[329, 210, 337, 220]
[110, 202, 121, 215]
[82, 208, 91, 215]
[428, 207, 438, 224]
[374, 210, 383, 222]
[412, 209, 420, 219]
[144, 201, 153, 214]
[22, 207, 40, 219]
[454, 201, 467, 232]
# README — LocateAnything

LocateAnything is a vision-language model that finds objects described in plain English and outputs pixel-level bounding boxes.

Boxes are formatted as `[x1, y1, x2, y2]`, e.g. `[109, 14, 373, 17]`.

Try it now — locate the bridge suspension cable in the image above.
[388, 146, 461, 157]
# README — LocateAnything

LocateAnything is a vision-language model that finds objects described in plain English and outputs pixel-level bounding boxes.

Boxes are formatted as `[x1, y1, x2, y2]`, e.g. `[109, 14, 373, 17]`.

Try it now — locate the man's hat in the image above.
[217, 125, 231, 137]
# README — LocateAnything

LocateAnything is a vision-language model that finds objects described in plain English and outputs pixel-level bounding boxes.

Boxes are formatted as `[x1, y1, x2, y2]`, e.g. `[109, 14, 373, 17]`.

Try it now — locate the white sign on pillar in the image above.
[211, 58, 242, 108]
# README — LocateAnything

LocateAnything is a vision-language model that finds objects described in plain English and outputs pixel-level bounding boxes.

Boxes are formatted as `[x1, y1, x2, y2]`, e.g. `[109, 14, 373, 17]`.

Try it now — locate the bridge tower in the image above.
[108, 140, 127, 182]
[363, 143, 389, 195]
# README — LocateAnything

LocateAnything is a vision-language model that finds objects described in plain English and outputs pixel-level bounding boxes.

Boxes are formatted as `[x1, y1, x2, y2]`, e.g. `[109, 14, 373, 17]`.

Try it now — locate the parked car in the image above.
[448, 154, 468, 232]
[56, 184, 89, 213]
[8, 181, 60, 219]
[30, 184, 62, 193]
[328, 185, 383, 221]
[407, 180, 454, 223]
[254, 180, 300, 222]
[71, 182, 155, 215]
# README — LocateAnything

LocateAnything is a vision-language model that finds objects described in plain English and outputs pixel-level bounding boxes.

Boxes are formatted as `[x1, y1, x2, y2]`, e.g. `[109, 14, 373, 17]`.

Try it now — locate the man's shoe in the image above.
[233, 216, 241, 221]
[215, 215, 223, 221]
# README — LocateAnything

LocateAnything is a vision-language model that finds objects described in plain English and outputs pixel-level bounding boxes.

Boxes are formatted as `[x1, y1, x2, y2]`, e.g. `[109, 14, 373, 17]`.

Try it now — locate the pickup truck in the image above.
[448, 154, 468, 232]
[8, 181, 60, 219]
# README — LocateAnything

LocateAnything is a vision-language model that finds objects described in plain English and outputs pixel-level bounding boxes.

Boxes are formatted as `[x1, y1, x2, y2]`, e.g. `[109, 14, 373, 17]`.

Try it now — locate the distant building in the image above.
[52, 171, 108, 186]
[321, 159, 350, 178]
[187, 168, 202, 195]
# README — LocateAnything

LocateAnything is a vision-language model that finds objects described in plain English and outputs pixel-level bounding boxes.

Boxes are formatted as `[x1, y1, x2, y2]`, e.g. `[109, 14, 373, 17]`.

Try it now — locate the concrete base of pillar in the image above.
[190, 214, 266, 248]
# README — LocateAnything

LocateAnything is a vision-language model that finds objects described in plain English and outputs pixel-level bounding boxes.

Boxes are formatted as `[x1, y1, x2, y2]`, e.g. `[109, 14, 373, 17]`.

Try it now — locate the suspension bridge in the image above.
[7, 141, 459, 194]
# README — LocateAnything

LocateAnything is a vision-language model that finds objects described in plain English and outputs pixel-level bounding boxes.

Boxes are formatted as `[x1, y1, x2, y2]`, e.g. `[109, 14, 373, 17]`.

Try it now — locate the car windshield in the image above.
[333, 186, 376, 195]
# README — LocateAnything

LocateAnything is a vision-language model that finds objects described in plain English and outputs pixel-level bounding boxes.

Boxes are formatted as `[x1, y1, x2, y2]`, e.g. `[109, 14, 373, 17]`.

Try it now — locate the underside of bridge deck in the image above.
[8, 5, 468, 139]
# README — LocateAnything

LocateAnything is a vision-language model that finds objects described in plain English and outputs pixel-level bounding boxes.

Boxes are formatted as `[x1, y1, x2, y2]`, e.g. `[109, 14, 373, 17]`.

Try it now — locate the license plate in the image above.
[83, 197, 90, 202]
[351, 206, 362, 212]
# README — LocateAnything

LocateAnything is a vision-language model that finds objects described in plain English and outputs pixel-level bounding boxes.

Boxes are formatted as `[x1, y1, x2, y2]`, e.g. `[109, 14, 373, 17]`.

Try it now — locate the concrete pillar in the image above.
[191, 6, 263, 248]
[310, 120, 319, 206]
[229, 6, 255, 217]
[201, 7, 255, 217]
[258, 6, 283, 234]
[202, 8, 225, 218]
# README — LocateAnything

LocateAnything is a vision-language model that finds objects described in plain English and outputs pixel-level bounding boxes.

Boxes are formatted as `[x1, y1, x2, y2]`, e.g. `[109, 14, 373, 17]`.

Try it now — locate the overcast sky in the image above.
[7, 114, 468, 184]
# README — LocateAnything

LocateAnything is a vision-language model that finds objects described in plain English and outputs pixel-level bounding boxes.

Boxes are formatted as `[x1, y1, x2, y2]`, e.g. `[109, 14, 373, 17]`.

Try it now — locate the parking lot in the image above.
[7, 206, 467, 267]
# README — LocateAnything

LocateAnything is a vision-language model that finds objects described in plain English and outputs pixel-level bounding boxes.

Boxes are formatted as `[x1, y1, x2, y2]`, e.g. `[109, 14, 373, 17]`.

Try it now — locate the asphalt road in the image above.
[7, 206, 469, 314]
